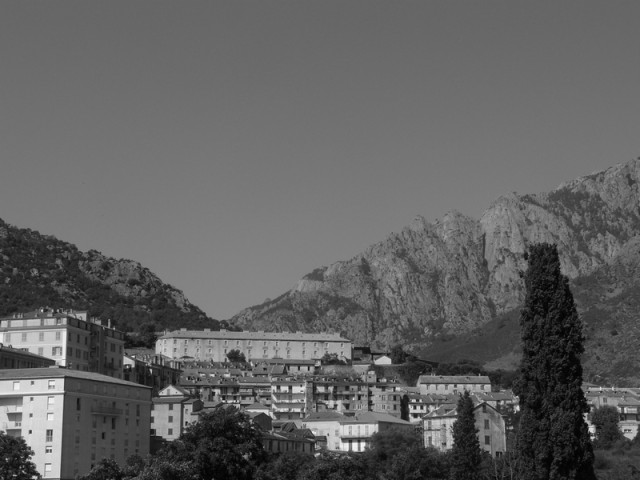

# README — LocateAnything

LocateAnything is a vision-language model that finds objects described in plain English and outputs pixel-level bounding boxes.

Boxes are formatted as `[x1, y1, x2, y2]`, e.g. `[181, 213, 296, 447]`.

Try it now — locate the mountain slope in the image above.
[231, 159, 640, 367]
[0, 219, 219, 334]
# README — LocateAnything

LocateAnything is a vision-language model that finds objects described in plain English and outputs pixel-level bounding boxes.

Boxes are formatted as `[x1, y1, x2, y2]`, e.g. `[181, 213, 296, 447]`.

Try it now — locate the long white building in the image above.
[0, 367, 151, 480]
[156, 329, 352, 362]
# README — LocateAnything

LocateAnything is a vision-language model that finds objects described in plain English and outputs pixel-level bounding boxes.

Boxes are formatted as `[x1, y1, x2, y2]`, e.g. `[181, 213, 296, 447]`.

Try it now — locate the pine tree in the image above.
[450, 390, 483, 480]
[514, 243, 595, 480]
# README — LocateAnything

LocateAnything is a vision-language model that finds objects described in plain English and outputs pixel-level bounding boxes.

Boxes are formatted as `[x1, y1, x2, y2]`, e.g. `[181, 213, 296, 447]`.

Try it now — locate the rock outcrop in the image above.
[232, 158, 640, 353]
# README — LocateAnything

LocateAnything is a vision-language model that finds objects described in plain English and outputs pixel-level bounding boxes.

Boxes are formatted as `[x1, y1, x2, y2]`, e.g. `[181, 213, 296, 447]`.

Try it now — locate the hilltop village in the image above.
[0, 307, 638, 479]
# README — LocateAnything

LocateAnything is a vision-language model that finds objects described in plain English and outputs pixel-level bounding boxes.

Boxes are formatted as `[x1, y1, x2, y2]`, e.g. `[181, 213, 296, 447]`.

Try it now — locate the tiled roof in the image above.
[0, 367, 151, 388]
[304, 411, 345, 421]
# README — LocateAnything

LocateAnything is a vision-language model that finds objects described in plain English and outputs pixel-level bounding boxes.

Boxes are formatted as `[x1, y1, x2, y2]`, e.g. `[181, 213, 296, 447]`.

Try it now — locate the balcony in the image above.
[4, 405, 23, 414]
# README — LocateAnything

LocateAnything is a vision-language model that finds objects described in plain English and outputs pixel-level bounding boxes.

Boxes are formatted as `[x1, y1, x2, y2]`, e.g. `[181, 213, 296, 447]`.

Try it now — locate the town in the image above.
[1, 307, 638, 479]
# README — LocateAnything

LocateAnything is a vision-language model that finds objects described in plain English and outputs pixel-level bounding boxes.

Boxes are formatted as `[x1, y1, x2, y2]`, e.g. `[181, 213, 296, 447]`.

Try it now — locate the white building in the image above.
[156, 329, 352, 363]
[423, 401, 506, 457]
[0, 309, 125, 379]
[0, 367, 151, 480]
[302, 410, 414, 452]
[416, 375, 492, 395]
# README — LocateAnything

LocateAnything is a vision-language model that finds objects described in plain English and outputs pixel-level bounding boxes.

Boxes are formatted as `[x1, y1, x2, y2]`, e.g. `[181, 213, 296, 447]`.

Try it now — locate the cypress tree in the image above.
[514, 243, 595, 480]
[450, 390, 483, 480]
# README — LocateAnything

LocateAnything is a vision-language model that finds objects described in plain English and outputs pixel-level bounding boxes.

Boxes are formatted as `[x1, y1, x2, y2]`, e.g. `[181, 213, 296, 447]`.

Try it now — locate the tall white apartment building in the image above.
[156, 329, 352, 363]
[0, 309, 125, 379]
[0, 368, 151, 480]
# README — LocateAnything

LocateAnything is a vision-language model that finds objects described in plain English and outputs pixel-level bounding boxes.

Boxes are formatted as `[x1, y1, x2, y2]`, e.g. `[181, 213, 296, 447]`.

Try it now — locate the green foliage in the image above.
[0, 431, 41, 480]
[76, 458, 123, 480]
[590, 406, 624, 450]
[162, 407, 266, 480]
[321, 352, 346, 365]
[514, 243, 595, 480]
[390, 344, 407, 364]
[450, 391, 483, 480]
[0, 219, 218, 335]
[226, 349, 247, 363]
[254, 451, 316, 480]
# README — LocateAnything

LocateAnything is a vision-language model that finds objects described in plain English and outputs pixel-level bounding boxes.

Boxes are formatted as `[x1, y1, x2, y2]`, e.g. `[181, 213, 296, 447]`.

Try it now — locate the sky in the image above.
[1, 1, 639, 320]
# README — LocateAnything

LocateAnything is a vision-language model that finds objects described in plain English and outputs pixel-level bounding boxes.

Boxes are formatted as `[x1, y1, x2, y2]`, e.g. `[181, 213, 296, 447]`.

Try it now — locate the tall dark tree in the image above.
[450, 390, 483, 480]
[514, 244, 595, 480]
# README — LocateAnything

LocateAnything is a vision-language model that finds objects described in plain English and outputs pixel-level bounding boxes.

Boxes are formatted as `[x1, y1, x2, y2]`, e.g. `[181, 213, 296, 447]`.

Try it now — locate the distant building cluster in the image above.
[0, 308, 549, 479]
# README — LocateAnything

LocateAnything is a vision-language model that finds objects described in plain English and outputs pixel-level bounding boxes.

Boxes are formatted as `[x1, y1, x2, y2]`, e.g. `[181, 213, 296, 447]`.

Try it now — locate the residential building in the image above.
[156, 329, 352, 362]
[0, 343, 56, 369]
[416, 375, 492, 395]
[0, 309, 125, 379]
[423, 401, 506, 456]
[302, 410, 413, 452]
[0, 367, 151, 480]
[151, 385, 203, 441]
[123, 351, 181, 394]
[271, 377, 313, 420]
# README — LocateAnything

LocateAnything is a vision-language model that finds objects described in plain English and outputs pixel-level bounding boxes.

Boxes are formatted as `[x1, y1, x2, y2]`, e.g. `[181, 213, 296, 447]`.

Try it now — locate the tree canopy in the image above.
[0, 431, 41, 480]
[514, 243, 595, 480]
[590, 405, 624, 450]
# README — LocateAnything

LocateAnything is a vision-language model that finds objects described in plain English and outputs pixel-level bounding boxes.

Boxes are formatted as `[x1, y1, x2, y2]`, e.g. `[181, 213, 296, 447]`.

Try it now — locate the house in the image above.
[423, 401, 506, 457]
[0, 367, 151, 480]
[373, 355, 392, 365]
[123, 350, 181, 393]
[151, 385, 203, 441]
[302, 410, 414, 452]
[416, 375, 492, 395]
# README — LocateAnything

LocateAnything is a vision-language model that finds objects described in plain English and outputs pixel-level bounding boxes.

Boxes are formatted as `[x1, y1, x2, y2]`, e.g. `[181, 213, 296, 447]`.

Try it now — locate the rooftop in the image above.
[0, 367, 151, 389]
[159, 329, 350, 342]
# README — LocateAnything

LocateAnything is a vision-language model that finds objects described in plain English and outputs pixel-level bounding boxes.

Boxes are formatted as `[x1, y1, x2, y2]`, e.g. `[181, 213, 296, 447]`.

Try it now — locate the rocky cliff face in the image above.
[232, 158, 640, 353]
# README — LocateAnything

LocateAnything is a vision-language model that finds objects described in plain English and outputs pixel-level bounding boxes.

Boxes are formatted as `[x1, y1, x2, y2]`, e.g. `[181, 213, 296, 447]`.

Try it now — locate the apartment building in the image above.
[271, 377, 313, 420]
[0, 368, 151, 480]
[423, 401, 506, 456]
[156, 329, 352, 362]
[0, 309, 125, 379]
[123, 351, 181, 394]
[417, 375, 492, 395]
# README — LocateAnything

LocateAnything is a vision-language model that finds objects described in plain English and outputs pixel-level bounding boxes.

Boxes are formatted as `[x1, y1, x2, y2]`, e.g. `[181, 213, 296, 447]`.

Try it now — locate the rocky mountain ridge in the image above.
[231, 159, 640, 362]
[0, 219, 217, 334]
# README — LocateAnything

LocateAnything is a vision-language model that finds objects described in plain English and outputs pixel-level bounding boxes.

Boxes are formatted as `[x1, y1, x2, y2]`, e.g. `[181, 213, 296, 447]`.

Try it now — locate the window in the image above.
[46, 429, 53, 442]
[150, 417, 154, 423]
[13, 381, 20, 391]
[168, 404, 173, 411]
[39, 332, 45, 341]
[47, 413, 54, 421]
[44, 463, 52, 473]
[484, 419, 490, 430]
[5, 333, 10, 342]
[48, 380, 56, 390]
[485, 435, 491, 445]
[482, 404, 487, 413]
[168, 416, 173, 423]
[45, 446, 53, 454]
[47, 396, 55, 408]
[168, 428, 173, 435]
[38, 347, 44, 356]
[22, 332, 27, 341]
[55, 331, 61, 341]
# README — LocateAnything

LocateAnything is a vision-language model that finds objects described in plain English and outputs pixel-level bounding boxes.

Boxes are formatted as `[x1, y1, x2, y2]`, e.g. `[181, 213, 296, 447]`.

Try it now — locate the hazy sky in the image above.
[1, 1, 639, 320]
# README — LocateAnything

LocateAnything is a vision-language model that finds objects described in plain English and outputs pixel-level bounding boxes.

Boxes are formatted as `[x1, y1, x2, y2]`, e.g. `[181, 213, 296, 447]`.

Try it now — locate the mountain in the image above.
[0, 219, 219, 336]
[231, 158, 640, 383]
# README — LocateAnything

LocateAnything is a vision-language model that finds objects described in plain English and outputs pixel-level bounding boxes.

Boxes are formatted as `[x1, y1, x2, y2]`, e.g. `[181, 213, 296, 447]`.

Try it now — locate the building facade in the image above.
[423, 401, 506, 456]
[0, 344, 56, 369]
[156, 329, 352, 363]
[417, 375, 492, 395]
[0, 368, 151, 480]
[0, 309, 125, 379]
